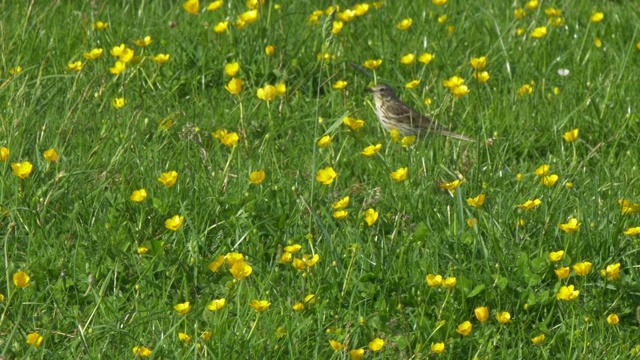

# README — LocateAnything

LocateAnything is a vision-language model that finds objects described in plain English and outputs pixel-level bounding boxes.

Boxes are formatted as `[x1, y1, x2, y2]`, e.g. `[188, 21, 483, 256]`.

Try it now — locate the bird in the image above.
[366, 83, 474, 141]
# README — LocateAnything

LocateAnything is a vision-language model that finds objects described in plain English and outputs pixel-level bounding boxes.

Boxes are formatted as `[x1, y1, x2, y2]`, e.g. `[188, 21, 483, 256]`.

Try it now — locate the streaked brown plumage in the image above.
[366, 83, 474, 141]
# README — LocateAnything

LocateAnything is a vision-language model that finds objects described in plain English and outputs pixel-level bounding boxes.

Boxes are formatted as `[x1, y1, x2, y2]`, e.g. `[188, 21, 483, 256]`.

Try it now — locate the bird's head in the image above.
[366, 83, 397, 100]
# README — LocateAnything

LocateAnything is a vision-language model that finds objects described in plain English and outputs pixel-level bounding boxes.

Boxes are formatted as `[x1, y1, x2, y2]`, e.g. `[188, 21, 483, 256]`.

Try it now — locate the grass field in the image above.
[1, 0, 640, 358]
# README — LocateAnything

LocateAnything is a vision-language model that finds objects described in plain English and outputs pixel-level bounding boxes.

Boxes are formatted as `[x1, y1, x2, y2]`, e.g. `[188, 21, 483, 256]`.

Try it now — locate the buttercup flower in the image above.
[466, 194, 485, 208]
[208, 255, 226, 272]
[331, 21, 344, 34]
[265, 45, 275, 56]
[207, 0, 223, 11]
[518, 199, 541, 210]
[405, 80, 420, 89]
[607, 313, 619, 325]
[292, 302, 304, 311]
[364, 209, 379, 226]
[0, 147, 10, 161]
[531, 334, 545, 345]
[438, 179, 463, 193]
[174, 301, 191, 314]
[333, 80, 348, 90]
[443, 76, 464, 89]
[178, 332, 192, 343]
[230, 261, 253, 279]
[442, 277, 457, 288]
[350, 348, 365, 360]
[329, 340, 347, 351]
[250, 299, 271, 312]
[11, 162, 33, 179]
[496, 311, 511, 324]
[317, 135, 332, 148]
[130, 189, 147, 202]
[158, 171, 178, 187]
[432, 0, 447, 5]
[93, 21, 108, 30]
[369, 338, 384, 351]
[332, 196, 350, 210]
[400, 53, 415, 65]
[563, 128, 579, 142]
[620, 200, 640, 215]
[401, 136, 416, 147]
[431, 342, 445, 353]
[13, 270, 30, 288]
[111, 97, 126, 109]
[27, 332, 43, 347]
[534, 164, 550, 177]
[249, 170, 266, 185]
[364, 59, 382, 70]
[518, 84, 533, 96]
[133, 36, 152, 47]
[475, 306, 489, 323]
[43, 148, 58, 161]
[418, 53, 433, 65]
[456, 321, 472, 336]
[470, 56, 487, 70]
[590, 11, 604, 23]
[390, 167, 408, 182]
[109, 61, 126, 75]
[474, 71, 490, 83]
[623, 227, 640, 236]
[604, 263, 620, 280]
[316, 167, 337, 185]
[573, 261, 592, 276]
[426, 274, 442, 287]
[137, 247, 149, 255]
[225, 78, 243, 95]
[333, 210, 348, 220]
[221, 132, 240, 147]
[531, 26, 548, 38]
[67, 61, 83, 72]
[343, 116, 364, 130]
[284, 244, 302, 253]
[133, 345, 152, 358]
[165, 215, 185, 231]
[224, 62, 239, 77]
[239, 10, 258, 24]
[555, 267, 570, 279]
[558, 217, 581, 233]
[361, 144, 382, 157]
[396, 18, 412, 30]
[548, 250, 564, 262]
[213, 21, 229, 33]
[152, 54, 170, 65]
[183, 0, 200, 14]
[541, 174, 559, 187]
[556, 285, 579, 301]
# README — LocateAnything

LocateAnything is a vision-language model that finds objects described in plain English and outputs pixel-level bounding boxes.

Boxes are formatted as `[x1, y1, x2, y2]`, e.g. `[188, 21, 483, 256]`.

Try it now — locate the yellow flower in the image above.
[534, 164, 550, 177]
[438, 179, 463, 193]
[426, 274, 442, 287]
[226, 252, 245, 265]
[530, 26, 548, 39]
[594, 37, 602, 48]
[432, 0, 447, 5]
[364, 209, 379, 226]
[201, 331, 212, 340]
[257, 84, 277, 101]
[118, 47, 135, 63]
[67, 61, 83, 72]
[109, 61, 126, 75]
[391, 167, 408, 182]
[329, 340, 347, 351]
[130, 189, 148, 202]
[401, 136, 416, 147]
[337, 10, 356, 22]
[230, 261, 253, 279]
[431, 342, 445, 353]
[284, 244, 302, 253]
[620, 199, 640, 215]
[26, 332, 43, 347]
[11, 162, 33, 179]
[249, 170, 266, 185]
[221, 132, 240, 147]
[516, 28, 526, 36]
[369, 338, 384, 351]
[137, 246, 149, 255]
[302, 253, 319, 268]
[174, 301, 191, 314]
[316, 167, 337, 185]
[280, 252, 292, 263]
[590, 11, 604, 23]
[514, 8, 526, 19]
[466, 194, 485, 208]
[531, 334, 545, 345]
[292, 302, 304, 311]
[541, 174, 559, 187]
[239, 10, 258, 24]
[474, 71, 490, 83]
[225, 78, 243, 95]
[518, 199, 541, 210]
[525, 0, 538, 10]
[213, 21, 229, 33]
[178, 332, 192, 343]
[466, 217, 477, 227]
[450, 85, 470, 98]
[548, 250, 564, 262]
[292, 258, 306, 271]
[474, 306, 489, 323]
[224, 62, 240, 77]
[443, 75, 464, 89]
[396, 18, 413, 30]
[606, 313, 619, 325]
[165, 215, 185, 231]
[0, 146, 10, 161]
[208, 255, 226, 272]
[364, 59, 382, 70]
[418, 52, 433, 65]
[518, 84, 534, 96]
[332, 196, 350, 210]
[93, 21, 108, 30]
[556, 285, 579, 301]
[555, 267, 570, 279]
[496, 311, 511, 324]
[437, 15, 448, 23]
[110, 44, 126, 57]
[331, 21, 344, 34]
[276, 83, 286, 96]
[250, 299, 271, 312]
[333, 210, 348, 220]
[353, 3, 370, 16]
[317, 135, 332, 148]
[133, 36, 153, 47]
[558, 217, 581, 233]
[562, 128, 579, 142]
[400, 53, 415, 65]
[43, 148, 58, 161]
[390, 129, 402, 142]
[13, 270, 30, 288]
[158, 170, 178, 187]
[350, 348, 365, 360]
[516, 173, 523, 181]
[265, 45, 275, 56]
[405, 80, 420, 89]
[9, 66, 22, 74]
[246, 0, 264, 10]
[111, 97, 126, 109]
[304, 294, 316, 304]
[573, 261, 592, 276]
[333, 80, 348, 90]
[343, 116, 364, 130]
[151, 54, 170, 65]
[133, 345, 152, 358]
[604, 263, 620, 280]
[447, 25, 455, 33]
[361, 144, 382, 157]
[183, 0, 200, 14]
[442, 277, 457, 288]
[456, 321, 472, 336]
[470, 56, 487, 70]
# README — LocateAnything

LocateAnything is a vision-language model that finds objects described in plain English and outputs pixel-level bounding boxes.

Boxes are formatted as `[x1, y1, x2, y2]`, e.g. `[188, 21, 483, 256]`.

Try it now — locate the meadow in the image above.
[1, 0, 640, 358]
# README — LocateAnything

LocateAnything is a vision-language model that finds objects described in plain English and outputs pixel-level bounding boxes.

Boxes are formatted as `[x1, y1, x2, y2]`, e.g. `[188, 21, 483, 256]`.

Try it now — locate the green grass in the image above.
[1, 0, 640, 358]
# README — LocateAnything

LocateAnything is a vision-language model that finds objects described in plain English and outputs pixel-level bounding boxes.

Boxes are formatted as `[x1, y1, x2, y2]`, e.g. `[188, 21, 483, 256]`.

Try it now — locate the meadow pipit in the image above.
[366, 83, 474, 141]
